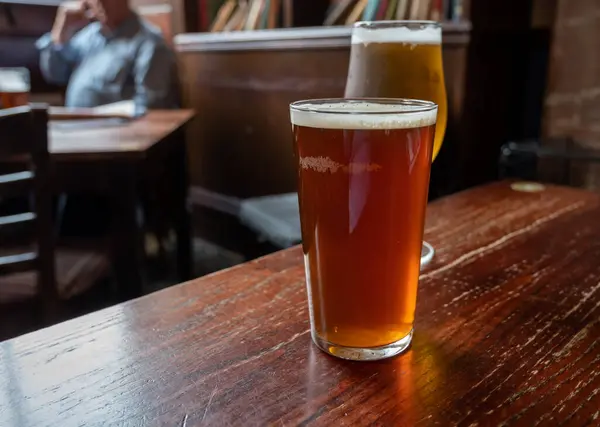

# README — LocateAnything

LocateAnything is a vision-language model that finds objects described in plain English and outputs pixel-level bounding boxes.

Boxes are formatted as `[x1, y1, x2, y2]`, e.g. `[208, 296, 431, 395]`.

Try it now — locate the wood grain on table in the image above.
[1, 181, 599, 426]
[48, 110, 194, 160]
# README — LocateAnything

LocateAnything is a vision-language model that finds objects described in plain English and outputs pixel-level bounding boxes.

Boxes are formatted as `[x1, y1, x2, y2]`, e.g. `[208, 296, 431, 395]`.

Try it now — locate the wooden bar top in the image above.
[1, 181, 599, 426]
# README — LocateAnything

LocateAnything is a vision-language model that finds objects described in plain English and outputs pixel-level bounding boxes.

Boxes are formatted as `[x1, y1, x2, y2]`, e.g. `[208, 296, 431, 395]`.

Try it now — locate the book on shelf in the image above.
[384, 0, 398, 20]
[259, 0, 270, 28]
[421, 0, 432, 20]
[362, 0, 380, 21]
[324, 0, 357, 26]
[200, 0, 229, 31]
[282, 0, 293, 27]
[245, 0, 265, 30]
[408, 0, 420, 19]
[345, 0, 368, 24]
[222, 1, 245, 31]
[210, 0, 237, 31]
[267, 0, 280, 28]
[375, 0, 389, 20]
[395, 0, 408, 19]
[430, 0, 442, 21]
[198, 0, 208, 30]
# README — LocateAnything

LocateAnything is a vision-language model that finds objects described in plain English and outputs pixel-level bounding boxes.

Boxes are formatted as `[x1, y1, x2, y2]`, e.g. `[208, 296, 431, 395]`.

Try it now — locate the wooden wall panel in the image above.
[543, 0, 600, 189]
[178, 44, 350, 198]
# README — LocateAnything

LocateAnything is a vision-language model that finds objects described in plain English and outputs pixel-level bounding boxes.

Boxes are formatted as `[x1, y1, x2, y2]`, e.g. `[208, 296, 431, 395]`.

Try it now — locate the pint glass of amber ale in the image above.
[0, 68, 30, 109]
[290, 98, 437, 360]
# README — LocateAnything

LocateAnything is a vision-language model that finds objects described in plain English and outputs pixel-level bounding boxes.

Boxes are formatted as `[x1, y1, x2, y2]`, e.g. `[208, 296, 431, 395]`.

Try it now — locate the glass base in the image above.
[420, 241, 435, 269]
[312, 329, 413, 361]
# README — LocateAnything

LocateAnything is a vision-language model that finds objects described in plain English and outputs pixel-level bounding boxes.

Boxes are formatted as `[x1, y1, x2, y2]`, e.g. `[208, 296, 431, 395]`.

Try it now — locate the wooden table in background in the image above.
[49, 109, 195, 298]
[1, 181, 599, 426]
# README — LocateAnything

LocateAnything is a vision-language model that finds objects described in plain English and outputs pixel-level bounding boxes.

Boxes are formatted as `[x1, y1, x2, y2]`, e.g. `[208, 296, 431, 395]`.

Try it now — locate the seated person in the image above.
[36, 0, 180, 244]
[36, 0, 180, 114]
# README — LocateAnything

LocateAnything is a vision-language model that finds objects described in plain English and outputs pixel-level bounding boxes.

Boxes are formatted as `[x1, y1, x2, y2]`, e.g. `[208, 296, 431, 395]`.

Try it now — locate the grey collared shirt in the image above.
[36, 14, 179, 114]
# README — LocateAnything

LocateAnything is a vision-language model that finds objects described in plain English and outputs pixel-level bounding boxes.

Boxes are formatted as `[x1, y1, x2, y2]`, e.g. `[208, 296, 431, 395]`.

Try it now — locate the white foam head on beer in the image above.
[352, 23, 441, 45]
[0, 71, 29, 93]
[290, 100, 437, 130]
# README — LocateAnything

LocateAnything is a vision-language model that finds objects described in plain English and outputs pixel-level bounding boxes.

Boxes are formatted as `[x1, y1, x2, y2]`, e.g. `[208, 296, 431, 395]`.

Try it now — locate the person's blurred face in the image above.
[83, 0, 127, 26]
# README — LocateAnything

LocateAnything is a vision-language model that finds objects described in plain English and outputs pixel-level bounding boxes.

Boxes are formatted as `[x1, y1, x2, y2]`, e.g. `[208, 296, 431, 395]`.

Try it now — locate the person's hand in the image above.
[51, 1, 89, 45]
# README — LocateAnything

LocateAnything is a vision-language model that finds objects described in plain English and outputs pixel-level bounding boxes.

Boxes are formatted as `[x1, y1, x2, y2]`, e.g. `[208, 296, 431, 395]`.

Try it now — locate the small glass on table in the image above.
[290, 98, 437, 361]
[0, 68, 30, 109]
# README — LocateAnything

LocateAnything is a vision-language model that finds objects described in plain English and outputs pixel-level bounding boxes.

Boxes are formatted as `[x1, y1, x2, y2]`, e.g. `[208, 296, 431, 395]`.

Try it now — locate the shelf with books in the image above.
[325, 0, 467, 25]
[202, 0, 468, 33]
[201, 0, 329, 32]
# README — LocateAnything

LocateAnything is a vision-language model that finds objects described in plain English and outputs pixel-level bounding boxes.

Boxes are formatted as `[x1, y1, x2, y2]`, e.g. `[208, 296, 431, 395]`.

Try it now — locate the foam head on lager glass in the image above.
[290, 98, 437, 361]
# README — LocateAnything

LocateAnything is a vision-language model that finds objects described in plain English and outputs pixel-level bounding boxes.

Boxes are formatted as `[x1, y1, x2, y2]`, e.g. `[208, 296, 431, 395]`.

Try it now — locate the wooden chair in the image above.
[239, 193, 301, 250]
[499, 138, 600, 186]
[0, 105, 110, 339]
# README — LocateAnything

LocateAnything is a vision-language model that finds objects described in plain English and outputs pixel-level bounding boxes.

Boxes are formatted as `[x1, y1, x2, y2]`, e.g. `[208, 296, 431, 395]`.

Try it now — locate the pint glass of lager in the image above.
[0, 68, 30, 109]
[290, 98, 437, 360]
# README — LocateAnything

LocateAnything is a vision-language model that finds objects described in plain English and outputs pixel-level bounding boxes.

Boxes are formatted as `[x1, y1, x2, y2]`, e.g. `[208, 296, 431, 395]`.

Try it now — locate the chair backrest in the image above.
[499, 139, 600, 186]
[0, 105, 56, 311]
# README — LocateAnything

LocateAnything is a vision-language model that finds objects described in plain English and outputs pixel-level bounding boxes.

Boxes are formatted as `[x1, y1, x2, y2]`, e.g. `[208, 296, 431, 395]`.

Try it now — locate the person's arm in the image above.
[132, 39, 179, 115]
[36, 2, 89, 85]
[36, 35, 79, 85]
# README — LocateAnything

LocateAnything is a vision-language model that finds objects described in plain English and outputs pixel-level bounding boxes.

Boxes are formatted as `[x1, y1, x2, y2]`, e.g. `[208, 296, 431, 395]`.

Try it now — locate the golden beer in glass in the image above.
[0, 68, 30, 109]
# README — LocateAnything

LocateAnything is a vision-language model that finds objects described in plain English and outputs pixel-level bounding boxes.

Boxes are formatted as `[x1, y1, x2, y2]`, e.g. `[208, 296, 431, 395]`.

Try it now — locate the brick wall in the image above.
[543, 0, 600, 189]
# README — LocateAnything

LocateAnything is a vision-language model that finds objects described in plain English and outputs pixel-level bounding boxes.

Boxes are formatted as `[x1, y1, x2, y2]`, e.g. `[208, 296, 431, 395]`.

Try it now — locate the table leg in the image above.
[173, 138, 192, 282]
[111, 166, 143, 299]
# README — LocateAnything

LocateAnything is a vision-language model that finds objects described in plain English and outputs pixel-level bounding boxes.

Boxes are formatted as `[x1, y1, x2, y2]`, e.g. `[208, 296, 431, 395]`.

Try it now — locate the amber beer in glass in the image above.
[345, 20, 447, 267]
[291, 98, 437, 360]
[0, 68, 30, 109]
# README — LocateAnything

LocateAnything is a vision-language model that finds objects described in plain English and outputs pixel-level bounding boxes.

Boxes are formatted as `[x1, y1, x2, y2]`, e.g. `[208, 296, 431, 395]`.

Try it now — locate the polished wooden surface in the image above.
[2, 181, 599, 426]
[49, 109, 194, 160]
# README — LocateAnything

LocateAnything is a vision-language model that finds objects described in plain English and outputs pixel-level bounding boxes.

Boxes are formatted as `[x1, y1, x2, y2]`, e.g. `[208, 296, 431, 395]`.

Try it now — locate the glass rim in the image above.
[290, 98, 438, 116]
[353, 20, 441, 30]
